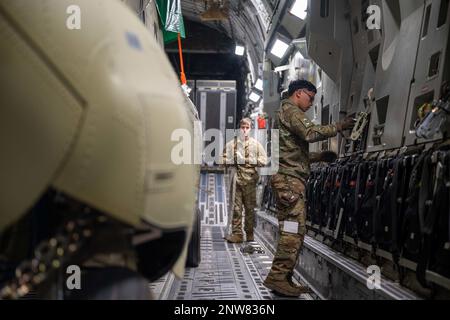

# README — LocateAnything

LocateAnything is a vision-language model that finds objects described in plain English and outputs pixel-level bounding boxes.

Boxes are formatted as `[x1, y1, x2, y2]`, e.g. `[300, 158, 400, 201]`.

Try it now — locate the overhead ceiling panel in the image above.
[180, 0, 274, 78]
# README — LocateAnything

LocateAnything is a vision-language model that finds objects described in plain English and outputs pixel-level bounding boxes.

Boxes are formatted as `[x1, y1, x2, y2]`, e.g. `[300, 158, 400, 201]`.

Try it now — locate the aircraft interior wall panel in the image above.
[309, 76, 324, 154]
[444, 19, 450, 80]
[366, 1, 425, 152]
[403, 0, 450, 146]
[307, 0, 339, 82]
[307, 0, 354, 112]
[332, 1, 355, 121]
[357, 33, 379, 117]
[358, 59, 377, 120]
[310, 94, 321, 153]
[263, 70, 281, 120]
[319, 73, 341, 155]
[308, 0, 355, 155]
[347, 0, 375, 116]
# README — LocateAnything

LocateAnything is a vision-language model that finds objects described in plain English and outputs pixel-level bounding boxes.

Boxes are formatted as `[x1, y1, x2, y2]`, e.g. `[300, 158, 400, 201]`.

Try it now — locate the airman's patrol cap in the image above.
[288, 79, 317, 96]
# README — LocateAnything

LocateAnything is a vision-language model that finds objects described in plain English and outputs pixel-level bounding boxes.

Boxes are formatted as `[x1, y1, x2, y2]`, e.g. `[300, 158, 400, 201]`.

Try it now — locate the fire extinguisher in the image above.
[258, 114, 266, 129]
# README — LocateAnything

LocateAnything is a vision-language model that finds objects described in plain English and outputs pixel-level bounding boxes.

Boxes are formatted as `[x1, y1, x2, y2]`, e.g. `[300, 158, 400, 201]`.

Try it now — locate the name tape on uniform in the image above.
[283, 221, 299, 234]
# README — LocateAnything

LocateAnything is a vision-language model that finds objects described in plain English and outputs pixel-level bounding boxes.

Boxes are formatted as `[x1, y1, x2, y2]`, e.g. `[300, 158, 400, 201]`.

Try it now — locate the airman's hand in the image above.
[336, 116, 356, 132]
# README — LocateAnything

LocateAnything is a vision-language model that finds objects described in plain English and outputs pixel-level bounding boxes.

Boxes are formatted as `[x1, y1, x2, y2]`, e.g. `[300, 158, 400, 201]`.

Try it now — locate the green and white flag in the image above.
[155, 0, 186, 44]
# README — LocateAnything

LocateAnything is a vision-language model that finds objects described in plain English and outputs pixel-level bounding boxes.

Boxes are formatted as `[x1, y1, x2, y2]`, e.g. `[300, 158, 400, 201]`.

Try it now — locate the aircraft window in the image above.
[428, 51, 441, 78]
[438, 0, 449, 28]
[375, 95, 389, 125]
[320, 0, 330, 18]
[369, 44, 380, 70]
[422, 4, 432, 38]
[410, 91, 435, 130]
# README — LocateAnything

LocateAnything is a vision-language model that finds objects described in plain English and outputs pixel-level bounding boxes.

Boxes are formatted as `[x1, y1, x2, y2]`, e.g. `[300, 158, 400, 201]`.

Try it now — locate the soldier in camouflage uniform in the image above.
[222, 118, 268, 243]
[263, 80, 354, 296]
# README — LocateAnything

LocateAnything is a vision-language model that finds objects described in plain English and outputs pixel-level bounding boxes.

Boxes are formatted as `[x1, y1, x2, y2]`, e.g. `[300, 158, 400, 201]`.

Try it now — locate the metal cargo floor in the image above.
[150, 225, 313, 300]
[149, 173, 313, 300]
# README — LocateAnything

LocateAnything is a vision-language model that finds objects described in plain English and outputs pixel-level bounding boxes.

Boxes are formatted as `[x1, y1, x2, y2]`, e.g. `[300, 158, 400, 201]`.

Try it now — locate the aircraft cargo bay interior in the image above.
[0, 0, 450, 303]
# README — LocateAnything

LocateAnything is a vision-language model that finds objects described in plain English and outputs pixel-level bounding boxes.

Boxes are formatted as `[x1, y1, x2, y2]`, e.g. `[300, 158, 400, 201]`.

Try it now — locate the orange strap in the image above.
[178, 33, 186, 85]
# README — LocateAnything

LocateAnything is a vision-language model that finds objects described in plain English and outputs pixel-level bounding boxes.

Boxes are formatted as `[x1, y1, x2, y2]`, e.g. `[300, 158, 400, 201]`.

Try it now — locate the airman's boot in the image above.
[224, 234, 244, 243]
[286, 271, 310, 291]
[263, 275, 311, 297]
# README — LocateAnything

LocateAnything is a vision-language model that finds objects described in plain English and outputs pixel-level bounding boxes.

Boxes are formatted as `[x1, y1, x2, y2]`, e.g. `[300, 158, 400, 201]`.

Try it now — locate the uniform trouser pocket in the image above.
[271, 174, 306, 236]
[268, 174, 307, 279]
[232, 183, 256, 234]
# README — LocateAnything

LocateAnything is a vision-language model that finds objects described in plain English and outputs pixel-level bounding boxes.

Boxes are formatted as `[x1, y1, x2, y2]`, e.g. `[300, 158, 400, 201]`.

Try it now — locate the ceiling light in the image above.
[274, 65, 290, 73]
[294, 51, 305, 60]
[249, 92, 261, 103]
[270, 39, 290, 59]
[290, 0, 308, 20]
[235, 45, 245, 56]
[255, 79, 263, 91]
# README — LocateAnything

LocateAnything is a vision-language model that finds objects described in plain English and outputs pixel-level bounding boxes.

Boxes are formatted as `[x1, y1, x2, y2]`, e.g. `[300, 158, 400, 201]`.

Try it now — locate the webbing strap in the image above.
[390, 158, 401, 254]
[418, 154, 433, 234]
[417, 149, 448, 287]
[354, 162, 365, 231]
[372, 160, 385, 244]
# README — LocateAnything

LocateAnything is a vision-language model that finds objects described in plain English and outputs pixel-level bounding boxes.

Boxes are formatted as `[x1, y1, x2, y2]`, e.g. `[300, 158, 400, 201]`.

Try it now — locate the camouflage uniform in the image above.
[222, 136, 267, 239]
[267, 99, 337, 282]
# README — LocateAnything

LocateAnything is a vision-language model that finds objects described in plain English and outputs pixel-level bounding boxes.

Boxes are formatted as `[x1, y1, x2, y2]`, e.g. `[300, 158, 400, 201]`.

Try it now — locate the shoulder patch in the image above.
[293, 113, 314, 129]
[301, 117, 314, 128]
